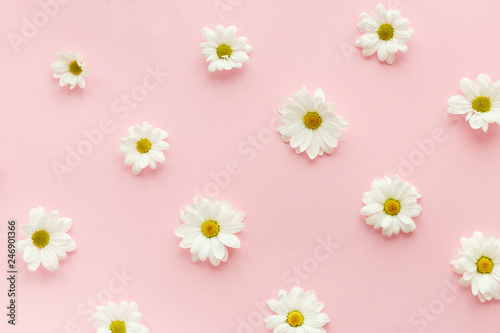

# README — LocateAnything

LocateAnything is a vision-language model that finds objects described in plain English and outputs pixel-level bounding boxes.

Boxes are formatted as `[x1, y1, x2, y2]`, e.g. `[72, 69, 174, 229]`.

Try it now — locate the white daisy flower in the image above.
[51, 49, 90, 89]
[355, 4, 414, 64]
[16, 207, 77, 272]
[447, 74, 500, 133]
[119, 121, 169, 175]
[265, 287, 330, 333]
[360, 175, 422, 237]
[451, 231, 500, 302]
[93, 301, 149, 333]
[277, 86, 349, 160]
[175, 196, 245, 266]
[200, 24, 252, 72]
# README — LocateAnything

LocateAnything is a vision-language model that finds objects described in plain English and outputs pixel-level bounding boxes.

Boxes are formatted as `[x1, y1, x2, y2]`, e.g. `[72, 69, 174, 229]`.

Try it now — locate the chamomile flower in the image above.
[175, 196, 245, 266]
[277, 87, 349, 159]
[355, 4, 414, 64]
[447, 74, 500, 133]
[265, 287, 330, 333]
[451, 232, 500, 302]
[360, 175, 422, 237]
[51, 49, 90, 89]
[16, 207, 77, 272]
[93, 301, 149, 333]
[119, 122, 169, 175]
[200, 24, 252, 72]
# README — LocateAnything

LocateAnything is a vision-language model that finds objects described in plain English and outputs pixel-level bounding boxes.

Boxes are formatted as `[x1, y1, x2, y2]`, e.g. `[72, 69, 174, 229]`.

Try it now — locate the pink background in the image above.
[2, 0, 500, 332]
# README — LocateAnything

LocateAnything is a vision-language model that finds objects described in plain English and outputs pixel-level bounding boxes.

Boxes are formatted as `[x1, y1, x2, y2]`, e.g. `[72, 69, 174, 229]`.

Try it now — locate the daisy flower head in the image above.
[93, 301, 149, 333]
[451, 232, 500, 302]
[119, 121, 169, 175]
[16, 207, 77, 272]
[200, 24, 252, 72]
[175, 196, 245, 266]
[355, 4, 414, 64]
[360, 175, 422, 237]
[51, 49, 90, 89]
[277, 87, 349, 160]
[265, 287, 330, 333]
[447, 74, 500, 133]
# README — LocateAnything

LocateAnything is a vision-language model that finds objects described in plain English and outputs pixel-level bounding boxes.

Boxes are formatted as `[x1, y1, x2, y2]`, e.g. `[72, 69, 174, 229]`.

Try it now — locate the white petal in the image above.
[215, 25, 225, 44]
[386, 52, 395, 65]
[469, 113, 484, 129]
[460, 78, 479, 100]
[377, 41, 389, 62]
[448, 95, 471, 114]
[230, 51, 249, 62]
[40, 247, 59, 271]
[210, 237, 226, 260]
[217, 233, 241, 248]
[224, 25, 237, 44]
[20, 223, 35, 237]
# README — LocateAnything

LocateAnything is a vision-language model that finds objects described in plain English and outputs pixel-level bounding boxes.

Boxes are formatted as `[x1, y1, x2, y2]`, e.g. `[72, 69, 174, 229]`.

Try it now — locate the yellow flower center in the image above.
[471, 96, 491, 113]
[287, 311, 304, 327]
[201, 220, 220, 238]
[377, 23, 394, 41]
[303, 112, 322, 130]
[136, 138, 152, 153]
[109, 320, 126, 333]
[477, 256, 494, 274]
[31, 230, 50, 248]
[69, 60, 83, 75]
[383, 199, 401, 216]
[217, 44, 233, 59]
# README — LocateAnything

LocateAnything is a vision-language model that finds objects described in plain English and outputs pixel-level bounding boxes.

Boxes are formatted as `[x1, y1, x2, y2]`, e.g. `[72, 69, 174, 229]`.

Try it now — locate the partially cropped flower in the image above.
[356, 4, 414, 64]
[361, 175, 422, 237]
[451, 232, 500, 302]
[448, 74, 500, 133]
[200, 24, 252, 72]
[16, 207, 77, 271]
[93, 301, 149, 333]
[277, 87, 349, 159]
[119, 121, 169, 175]
[265, 287, 330, 333]
[51, 49, 90, 89]
[175, 196, 245, 266]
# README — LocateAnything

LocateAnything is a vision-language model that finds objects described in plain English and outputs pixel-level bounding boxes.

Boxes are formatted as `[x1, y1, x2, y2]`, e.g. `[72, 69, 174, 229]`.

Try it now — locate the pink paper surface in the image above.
[1, 0, 500, 332]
